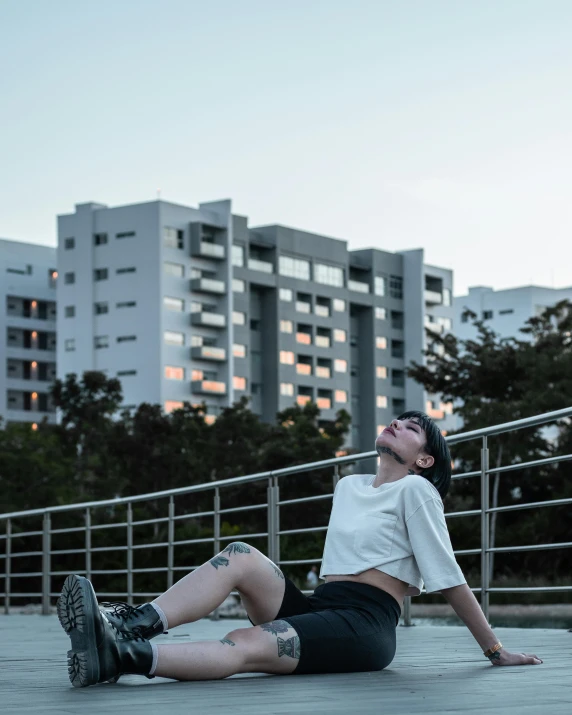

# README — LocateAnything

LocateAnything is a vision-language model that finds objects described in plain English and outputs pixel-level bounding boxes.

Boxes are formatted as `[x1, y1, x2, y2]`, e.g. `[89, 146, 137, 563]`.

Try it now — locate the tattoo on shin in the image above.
[261, 620, 290, 636]
[277, 636, 301, 659]
[377, 445, 407, 465]
[271, 563, 285, 580]
[220, 638, 236, 646]
[210, 555, 230, 569]
[222, 542, 251, 556]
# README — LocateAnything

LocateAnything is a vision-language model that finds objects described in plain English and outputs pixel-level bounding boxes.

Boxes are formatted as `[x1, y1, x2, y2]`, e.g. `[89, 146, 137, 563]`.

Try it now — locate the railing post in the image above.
[127, 503, 133, 606]
[85, 508, 92, 582]
[4, 519, 11, 615]
[480, 436, 490, 622]
[274, 478, 281, 567]
[211, 488, 221, 621]
[167, 496, 175, 590]
[42, 512, 51, 615]
[332, 464, 340, 491]
[267, 477, 276, 563]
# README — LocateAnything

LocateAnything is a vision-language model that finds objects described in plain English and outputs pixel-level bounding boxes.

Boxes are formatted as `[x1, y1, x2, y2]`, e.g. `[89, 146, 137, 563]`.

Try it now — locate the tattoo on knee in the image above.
[220, 638, 236, 646]
[261, 620, 290, 636]
[377, 445, 406, 465]
[277, 636, 301, 659]
[222, 542, 251, 556]
[271, 563, 285, 580]
[210, 555, 230, 569]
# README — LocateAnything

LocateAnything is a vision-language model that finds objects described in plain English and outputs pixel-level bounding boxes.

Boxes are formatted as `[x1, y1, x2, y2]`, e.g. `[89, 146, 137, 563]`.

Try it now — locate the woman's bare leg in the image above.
[152, 542, 286, 628]
[153, 621, 300, 680]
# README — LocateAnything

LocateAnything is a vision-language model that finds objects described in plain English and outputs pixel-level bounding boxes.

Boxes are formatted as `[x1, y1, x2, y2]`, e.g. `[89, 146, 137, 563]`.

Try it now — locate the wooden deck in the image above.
[1, 614, 570, 714]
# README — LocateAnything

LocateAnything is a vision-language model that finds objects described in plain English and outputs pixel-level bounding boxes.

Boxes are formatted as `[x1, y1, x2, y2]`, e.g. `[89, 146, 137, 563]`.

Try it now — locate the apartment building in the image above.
[0, 239, 58, 427]
[57, 199, 454, 451]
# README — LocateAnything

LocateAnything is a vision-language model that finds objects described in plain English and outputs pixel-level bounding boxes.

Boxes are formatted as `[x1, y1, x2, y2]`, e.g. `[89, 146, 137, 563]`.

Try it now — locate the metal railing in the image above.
[1, 407, 571, 625]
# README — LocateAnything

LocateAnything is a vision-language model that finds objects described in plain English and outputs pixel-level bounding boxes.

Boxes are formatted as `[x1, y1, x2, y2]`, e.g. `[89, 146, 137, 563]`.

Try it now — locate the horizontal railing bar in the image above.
[445, 509, 481, 519]
[172, 566, 201, 571]
[91, 546, 128, 553]
[0, 572, 43, 578]
[488, 453, 572, 475]
[172, 537, 215, 546]
[0, 530, 43, 539]
[487, 586, 572, 593]
[50, 526, 87, 535]
[219, 532, 268, 542]
[90, 522, 127, 531]
[489, 497, 572, 514]
[173, 511, 215, 521]
[278, 494, 333, 507]
[132, 542, 168, 550]
[131, 517, 170, 527]
[451, 470, 481, 480]
[489, 542, 572, 553]
[454, 549, 482, 555]
[278, 558, 323, 565]
[132, 567, 169, 573]
[50, 548, 88, 555]
[278, 526, 328, 536]
[91, 570, 128, 575]
[2, 593, 42, 597]
[1, 551, 42, 559]
[219, 504, 267, 515]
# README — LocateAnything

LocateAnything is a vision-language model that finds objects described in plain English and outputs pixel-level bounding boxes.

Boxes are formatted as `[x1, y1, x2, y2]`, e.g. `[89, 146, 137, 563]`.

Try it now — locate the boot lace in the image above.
[100, 601, 140, 623]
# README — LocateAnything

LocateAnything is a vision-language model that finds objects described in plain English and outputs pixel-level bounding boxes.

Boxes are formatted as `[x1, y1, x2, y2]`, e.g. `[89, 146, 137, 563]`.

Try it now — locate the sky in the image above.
[1, 0, 572, 296]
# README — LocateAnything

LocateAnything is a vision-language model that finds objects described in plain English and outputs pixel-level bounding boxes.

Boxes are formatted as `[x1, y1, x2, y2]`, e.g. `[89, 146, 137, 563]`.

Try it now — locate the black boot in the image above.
[99, 600, 165, 640]
[57, 574, 154, 688]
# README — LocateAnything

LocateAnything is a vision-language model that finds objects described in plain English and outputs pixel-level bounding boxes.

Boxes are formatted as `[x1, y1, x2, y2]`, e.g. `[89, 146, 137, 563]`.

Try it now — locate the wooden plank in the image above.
[0, 615, 570, 714]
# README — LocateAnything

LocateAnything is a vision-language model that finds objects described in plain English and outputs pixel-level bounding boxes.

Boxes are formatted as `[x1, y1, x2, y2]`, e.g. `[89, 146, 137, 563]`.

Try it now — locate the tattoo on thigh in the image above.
[210, 555, 230, 569]
[222, 542, 251, 556]
[271, 563, 285, 580]
[220, 638, 236, 646]
[261, 620, 290, 636]
[377, 445, 406, 465]
[277, 636, 301, 659]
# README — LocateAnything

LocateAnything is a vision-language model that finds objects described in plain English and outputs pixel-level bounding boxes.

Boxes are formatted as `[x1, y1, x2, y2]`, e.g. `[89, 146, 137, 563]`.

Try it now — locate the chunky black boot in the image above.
[99, 600, 165, 640]
[57, 574, 154, 687]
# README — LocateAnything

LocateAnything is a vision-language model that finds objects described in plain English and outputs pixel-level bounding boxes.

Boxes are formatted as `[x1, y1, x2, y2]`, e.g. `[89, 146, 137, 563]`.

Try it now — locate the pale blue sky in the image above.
[1, 0, 572, 295]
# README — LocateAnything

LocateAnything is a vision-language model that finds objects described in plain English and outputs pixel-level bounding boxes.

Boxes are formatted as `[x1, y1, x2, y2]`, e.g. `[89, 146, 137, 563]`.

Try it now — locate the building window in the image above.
[64, 237, 75, 250]
[443, 288, 451, 307]
[164, 261, 184, 277]
[164, 400, 184, 413]
[376, 366, 387, 379]
[483, 310, 493, 320]
[279, 288, 293, 302]
[389, 275, 403, 299]
[191, 369, 204, 381]
[314, 263, 344, 287]
[377, 395, 388, 409]
[94, 302, 108, 315]
[296, 297, 311, 313]
[499, 309, 514, 315]
[117, 301, 136, 309]
[250, 319, 261, 331]
[94, 268, 108, 281]
[280, 350, 295, 365]
[117, 370, 137, 376]
[334, 358, 347, 373]
[165, 366, 185, 380]
[64, 272, 75, 285]
[233, 311, 246, 325]
[375, 276, 386, 297]
[65, 306, 75, 318]
[391, 340, 404, 358]
[296, 328, 312, 345]
[461, 313, 469, 323]
[376, 336, 387, 350]
[117, 267, 136, 274]
[48, 270, 58, 288]
[375, 307, 387, 320]
[333, 298, 346, 312]
[94, 233, 108, 245]
[164, 296, 184, 312]
[280, 320, 293, 333]
[164, 227, 184, 249]
[233, 343, 246, 358]
[64, 339, 75, 351]
[232, 244, 245, 267]
[164, 330, 185, 346]
[233, 278, 246, 292]
[335, 389, 348, 403]
[233, 376, 247, 391]
[280, 382, 294, 396]
[117, 335, 137, 343]
[94, 335, 109, 349]
[333, 328, 347, 343]
[116, 231, 136, 239]
[278, 255, 311, 281]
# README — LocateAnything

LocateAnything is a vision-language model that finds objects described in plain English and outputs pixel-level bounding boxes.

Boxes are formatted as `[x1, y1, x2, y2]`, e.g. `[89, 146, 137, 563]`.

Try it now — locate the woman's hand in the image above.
[491, 648, 543, 666]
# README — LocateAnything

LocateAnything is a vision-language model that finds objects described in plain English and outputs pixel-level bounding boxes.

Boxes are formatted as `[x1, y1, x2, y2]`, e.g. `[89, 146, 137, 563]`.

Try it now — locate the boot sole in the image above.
[57, 575, 100, 687]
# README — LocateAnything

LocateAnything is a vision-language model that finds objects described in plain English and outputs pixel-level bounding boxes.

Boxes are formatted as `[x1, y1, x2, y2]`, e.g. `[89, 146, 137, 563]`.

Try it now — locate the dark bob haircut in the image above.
[397, 410, 452, 499]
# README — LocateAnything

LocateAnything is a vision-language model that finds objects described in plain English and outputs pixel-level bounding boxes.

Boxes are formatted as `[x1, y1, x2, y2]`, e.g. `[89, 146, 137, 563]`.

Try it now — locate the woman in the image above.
[57, 411, 543, 687]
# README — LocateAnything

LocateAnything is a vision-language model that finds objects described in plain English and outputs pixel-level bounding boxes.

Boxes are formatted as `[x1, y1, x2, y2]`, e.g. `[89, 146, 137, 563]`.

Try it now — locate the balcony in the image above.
[296, 333, 312, 345]
[316, 398, 331, 410]
[191, 312, 226, 328]
[296, 364, 312, 376]
[316, 366, 331, 379]
[348, 280, 369, 294]
[247, 258, 273, 274]
[192, 241, 226, 260]
[191, 346, 227, 361]
[296, 301, 311, 314]
[191, 277, 226, 294]
[315, 305, 330, 318]
[424, 290, 443, 305]
[296, 395, 311, 406]
[315, 336, 331, 348]
[191, 380, 227, 395]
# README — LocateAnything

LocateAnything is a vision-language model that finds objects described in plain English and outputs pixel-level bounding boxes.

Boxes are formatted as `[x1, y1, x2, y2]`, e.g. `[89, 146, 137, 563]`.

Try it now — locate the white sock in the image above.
[149, 643, 159, 676]
[150, 602, 169, 632]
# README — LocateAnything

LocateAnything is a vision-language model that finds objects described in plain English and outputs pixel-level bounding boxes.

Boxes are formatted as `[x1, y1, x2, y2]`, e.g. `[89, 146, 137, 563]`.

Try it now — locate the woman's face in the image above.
[375, 417, 432, 469]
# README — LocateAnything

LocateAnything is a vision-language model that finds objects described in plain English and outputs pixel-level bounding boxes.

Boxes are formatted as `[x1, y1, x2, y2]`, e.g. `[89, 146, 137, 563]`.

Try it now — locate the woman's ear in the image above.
[417, 455, 435, 470]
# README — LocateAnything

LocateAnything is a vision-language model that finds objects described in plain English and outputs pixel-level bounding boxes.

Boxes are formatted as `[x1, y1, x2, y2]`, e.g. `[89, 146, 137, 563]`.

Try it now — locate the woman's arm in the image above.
[440, 583, 543, 666]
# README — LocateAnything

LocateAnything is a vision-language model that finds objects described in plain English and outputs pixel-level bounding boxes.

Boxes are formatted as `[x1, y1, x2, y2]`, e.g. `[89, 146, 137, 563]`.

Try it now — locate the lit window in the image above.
[164, 296, 184, 312]
[280, 351, 295, 365]
[233, 376, 246, 390]
[280, 320, 293, 333]
[31, 391, 38, 400]
[314, 263, 344, 287]
[377, 395, 388, 408]
[204, 414, 217, 425]
[333, 329, 347, 343]
[296, 394, 311, 406]
[232, 311, 246, 325]
[233, 343, 246, 358]
[164, 330, 185, 346]
[333, 298, 346, 312]
[232, 244, 245, 267]
[279, 288, 293, 302]
[164, 227, 184, 249]
[280, 382, 294, 396]
[376, 336, 387, 350]
[296, 363, 312, 375]
[165, 366, 185, 380]
[31, 423, 38, 431]
[279, 255, 310, 281]
[334, 359, 347, 373]
[164, 400, 184, 413]
[233, 278, 245, 292]
[31, 361, 37, 368]
[376, 366, 387, 379]
[296, 332, 311, 345]
[31, 300, 37, 309]
[335, 390, 348, 403]
[375, 276, 386, 297]
[375, 307, 386, 320]
[31, 331, 37, 339]
[191, 369, 204, 381]
[164, 262, 184, 277]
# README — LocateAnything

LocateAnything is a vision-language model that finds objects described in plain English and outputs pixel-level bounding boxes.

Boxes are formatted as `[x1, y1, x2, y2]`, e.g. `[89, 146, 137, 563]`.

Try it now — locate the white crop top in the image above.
[319, 474, 466, 596]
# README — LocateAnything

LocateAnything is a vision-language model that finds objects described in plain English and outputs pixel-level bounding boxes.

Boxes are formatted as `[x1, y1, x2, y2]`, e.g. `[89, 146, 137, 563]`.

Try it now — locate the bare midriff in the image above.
[324, 568, 409, 607]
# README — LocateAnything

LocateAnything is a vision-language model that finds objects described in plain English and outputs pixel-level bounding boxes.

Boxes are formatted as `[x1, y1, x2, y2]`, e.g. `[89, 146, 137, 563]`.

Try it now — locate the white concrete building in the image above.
[0, 239, 58, 427]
